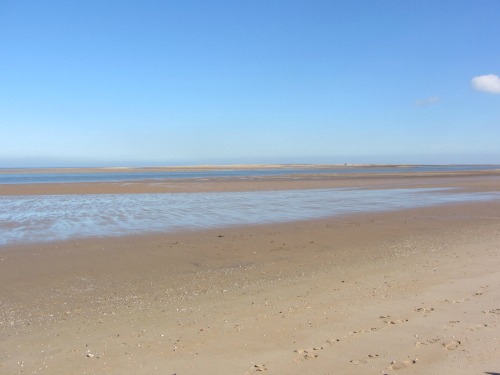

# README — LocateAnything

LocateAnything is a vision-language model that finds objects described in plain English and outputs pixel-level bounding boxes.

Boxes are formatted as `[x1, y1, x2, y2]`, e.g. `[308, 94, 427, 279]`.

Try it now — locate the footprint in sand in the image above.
[443, 320, 461, 330]
[389, 359, 417, 370]
[326, 338, 340, 345]
[415, 307, 434, 314]
[416, 337, 440, 346]
[474, 285, 489, 296]
[293, 347, 323, 362]
[293, 352, 319, 362]
[386, 318, 409, 325]
[441, 299, 465, 304]
[350, 359, 367, 365]
[350, 354, 379, 365]
[245, 364, 267, 373]
[443, 340, 461, 350]
[483, 308, 500, 315]
[467, 324, 488, 331]
[379, 315, 408, 325]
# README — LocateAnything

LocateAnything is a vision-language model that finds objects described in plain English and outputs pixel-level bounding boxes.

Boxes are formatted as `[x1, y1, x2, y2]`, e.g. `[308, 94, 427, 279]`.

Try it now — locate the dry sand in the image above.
[1, 173, 500, 374]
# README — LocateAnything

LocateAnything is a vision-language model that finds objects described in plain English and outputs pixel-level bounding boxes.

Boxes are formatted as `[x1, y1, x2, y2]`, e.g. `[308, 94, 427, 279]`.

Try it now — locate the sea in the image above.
[1, 165, 499, 246]
[1, 164, 499, 184]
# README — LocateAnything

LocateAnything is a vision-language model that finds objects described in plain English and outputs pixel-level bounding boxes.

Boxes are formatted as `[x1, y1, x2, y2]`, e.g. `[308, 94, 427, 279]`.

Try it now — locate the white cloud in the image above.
[415, 96, 440, 107]
[471, 74, 500, 94]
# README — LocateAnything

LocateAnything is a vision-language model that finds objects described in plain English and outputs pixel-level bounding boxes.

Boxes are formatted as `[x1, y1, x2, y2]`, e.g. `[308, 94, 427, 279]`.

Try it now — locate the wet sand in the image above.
[1, 173, 500, 374]
[1, 169, 500, 195]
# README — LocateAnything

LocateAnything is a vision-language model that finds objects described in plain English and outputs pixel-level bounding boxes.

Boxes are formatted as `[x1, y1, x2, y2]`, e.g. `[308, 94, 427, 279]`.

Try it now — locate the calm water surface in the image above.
[1, 188, 498, 246]
[1, 165, 499, 184]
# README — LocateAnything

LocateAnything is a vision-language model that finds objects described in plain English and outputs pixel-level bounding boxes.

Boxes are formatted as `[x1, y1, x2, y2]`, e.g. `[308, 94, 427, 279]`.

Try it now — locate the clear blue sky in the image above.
[1, 1, 499, 167]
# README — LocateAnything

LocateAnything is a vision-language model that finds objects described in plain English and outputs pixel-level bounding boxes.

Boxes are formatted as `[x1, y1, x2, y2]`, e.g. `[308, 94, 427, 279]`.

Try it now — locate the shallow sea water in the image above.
[1, 188, 498, 246]
[1, 165, 499, 184]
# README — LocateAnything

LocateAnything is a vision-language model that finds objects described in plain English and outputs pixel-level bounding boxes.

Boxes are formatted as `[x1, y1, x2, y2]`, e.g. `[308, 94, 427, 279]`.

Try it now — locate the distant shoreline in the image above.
[1, 163, 500, 174]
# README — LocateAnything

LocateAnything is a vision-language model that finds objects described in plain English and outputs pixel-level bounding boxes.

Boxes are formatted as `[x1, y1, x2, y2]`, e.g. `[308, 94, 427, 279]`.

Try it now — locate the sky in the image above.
[1, 1, 499, 167]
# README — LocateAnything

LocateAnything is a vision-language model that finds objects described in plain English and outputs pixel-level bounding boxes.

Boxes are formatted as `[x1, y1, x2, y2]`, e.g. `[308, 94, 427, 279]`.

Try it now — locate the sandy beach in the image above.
[1, 172, 500, 374]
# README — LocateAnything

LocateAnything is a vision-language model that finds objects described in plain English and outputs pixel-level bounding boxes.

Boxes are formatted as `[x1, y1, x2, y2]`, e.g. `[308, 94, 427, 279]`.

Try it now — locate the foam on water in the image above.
[0, 188, 498, 246]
